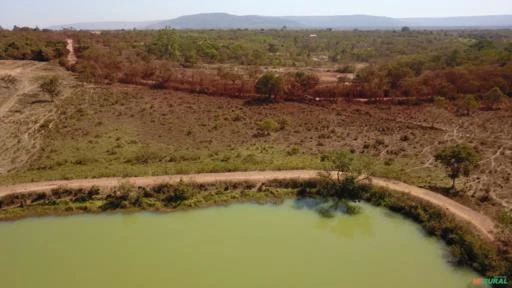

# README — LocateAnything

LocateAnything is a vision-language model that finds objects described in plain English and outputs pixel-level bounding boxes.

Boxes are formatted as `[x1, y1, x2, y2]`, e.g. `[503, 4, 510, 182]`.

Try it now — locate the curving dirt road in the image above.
[0, 170, 497, 240]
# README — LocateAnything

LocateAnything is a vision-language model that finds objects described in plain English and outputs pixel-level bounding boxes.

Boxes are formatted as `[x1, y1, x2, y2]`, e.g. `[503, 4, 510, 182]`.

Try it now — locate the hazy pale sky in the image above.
[1, 0, 511, 28]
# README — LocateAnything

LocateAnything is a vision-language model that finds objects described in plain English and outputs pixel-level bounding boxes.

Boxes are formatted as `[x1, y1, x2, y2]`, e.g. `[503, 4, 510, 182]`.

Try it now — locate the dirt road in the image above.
[0, 61, 69, 174]
[0, 62, 43, 117]
[0, 170, 497, 240]
[66, 39, 77, 66]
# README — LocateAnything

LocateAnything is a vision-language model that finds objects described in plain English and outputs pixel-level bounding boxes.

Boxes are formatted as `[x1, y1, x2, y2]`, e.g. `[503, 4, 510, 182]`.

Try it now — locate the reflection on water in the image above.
[292, 198, 375, 238]
[313, 208, 374, 239]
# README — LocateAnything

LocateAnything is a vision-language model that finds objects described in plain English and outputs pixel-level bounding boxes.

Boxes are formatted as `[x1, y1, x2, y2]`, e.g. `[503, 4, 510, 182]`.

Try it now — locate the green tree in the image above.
[39, 76, 61, 100]
[284, 71, 320, 97]
[146, 29, 181, 60]
[316, 150, 374, 215]
[435, 144, 480, 190]
[401, 26, 411, 32]
[325, 149, 374, 181]
[255, 72, 283, 101]
[455, 94, 479, 116]
[385, 63, 414, 90]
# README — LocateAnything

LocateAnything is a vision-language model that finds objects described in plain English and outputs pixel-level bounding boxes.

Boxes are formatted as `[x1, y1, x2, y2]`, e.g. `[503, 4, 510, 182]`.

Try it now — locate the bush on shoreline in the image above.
[0, 179, 510, 277]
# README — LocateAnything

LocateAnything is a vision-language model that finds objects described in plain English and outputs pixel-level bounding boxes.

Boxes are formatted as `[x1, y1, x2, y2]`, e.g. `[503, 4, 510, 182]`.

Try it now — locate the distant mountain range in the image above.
[48, 13, 512, 30]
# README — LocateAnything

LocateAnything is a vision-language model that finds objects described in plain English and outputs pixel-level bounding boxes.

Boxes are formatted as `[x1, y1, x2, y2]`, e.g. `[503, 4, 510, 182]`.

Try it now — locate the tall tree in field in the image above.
[255, 72, 283, 101]
[435, 144, 480, 190]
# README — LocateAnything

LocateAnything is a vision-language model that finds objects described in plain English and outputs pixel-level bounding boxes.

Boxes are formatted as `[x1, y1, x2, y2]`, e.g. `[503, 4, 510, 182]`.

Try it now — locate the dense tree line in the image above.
[346, 40, 512, 99]
[1, 28, 511, 106]
[0, 29, 67, 62]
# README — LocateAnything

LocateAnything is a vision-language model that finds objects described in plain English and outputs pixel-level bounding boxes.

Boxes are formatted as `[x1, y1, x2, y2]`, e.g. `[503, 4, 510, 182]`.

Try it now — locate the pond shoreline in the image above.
[0, 197, 481, 288]
[0, 170, 498, 242]
[0, 178, 510, 277]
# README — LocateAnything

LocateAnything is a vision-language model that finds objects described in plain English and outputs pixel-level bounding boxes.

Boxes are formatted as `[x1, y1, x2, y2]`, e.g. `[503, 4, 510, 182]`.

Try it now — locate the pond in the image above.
[0, 200, 479, 288]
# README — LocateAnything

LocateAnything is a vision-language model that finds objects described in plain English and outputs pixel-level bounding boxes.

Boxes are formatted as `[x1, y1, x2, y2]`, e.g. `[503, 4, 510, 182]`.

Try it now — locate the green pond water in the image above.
[0, 200, 479, 288]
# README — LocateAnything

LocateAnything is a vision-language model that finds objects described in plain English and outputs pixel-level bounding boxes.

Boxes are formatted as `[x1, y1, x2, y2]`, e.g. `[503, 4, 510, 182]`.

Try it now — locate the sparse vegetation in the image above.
[39, 76, 61, 100]
[0, 74, 17, 87]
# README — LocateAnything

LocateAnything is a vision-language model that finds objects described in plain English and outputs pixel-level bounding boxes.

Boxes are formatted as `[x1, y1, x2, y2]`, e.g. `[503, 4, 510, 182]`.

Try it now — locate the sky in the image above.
[1, 0, 511, 28]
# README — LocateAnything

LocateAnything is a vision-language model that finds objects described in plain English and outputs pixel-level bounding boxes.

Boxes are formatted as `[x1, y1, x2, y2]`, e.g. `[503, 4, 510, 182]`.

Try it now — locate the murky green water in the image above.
[0, 200, 478, 288]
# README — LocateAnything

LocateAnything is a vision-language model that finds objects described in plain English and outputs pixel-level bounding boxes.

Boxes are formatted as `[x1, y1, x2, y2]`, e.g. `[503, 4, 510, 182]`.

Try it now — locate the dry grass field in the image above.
[0, 61, 77, 174]
[0, 60, 510, 228]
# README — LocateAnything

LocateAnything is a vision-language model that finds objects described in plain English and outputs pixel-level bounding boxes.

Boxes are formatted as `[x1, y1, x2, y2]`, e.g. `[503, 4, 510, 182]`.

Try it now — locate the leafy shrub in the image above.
[152, 183, 174, 195]
[30, 192, 48, 203]
[72, 194, 90, 203]
[256, 118, 279, 134]
[87, 186, 101, 198]
[39, 76, 61, 99]
[51, 188, 75, 199]
[161, 181, 191, 206]
[0, 193, 31, 207]
[454, 94, 479, 116]
[255, 72, 283, 100]
[100, 198, 126, 211]
[283, 71, 320, 98]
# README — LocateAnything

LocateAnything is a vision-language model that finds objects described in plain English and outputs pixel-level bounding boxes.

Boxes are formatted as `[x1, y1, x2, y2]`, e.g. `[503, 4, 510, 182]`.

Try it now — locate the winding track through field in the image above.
[0, 62, 43, 118]
[0, 170, 497, 241]
[66, 39, 77, 66]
